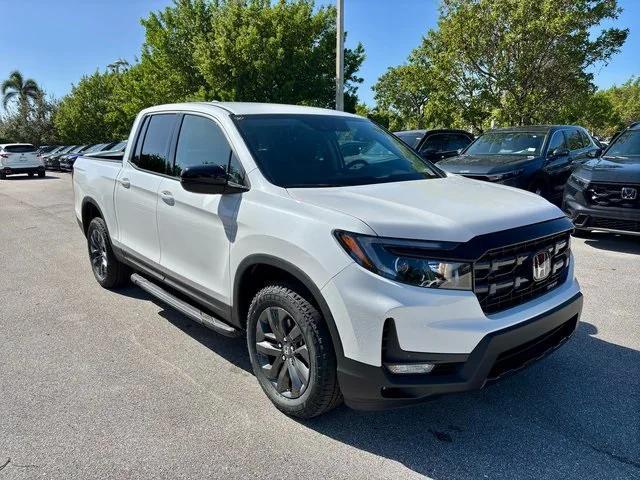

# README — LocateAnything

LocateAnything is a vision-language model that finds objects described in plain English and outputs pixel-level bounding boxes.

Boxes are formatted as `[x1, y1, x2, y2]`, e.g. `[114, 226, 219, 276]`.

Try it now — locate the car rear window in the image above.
[4, 145, 36, 153]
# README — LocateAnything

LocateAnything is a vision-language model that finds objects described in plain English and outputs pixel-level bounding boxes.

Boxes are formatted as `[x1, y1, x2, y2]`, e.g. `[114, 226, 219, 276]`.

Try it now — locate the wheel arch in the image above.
[80, 197, 106, 237]
[233, 254, 345, 360]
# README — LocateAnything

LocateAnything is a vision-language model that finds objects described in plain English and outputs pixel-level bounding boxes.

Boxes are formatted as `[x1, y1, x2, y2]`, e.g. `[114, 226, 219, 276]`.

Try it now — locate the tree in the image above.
[192, 0, 364, 110]
[375, 0, 628, 131]
[1, 70, 42, 111]
[0, 93, 58, 145]
[54, 70, 125, 143]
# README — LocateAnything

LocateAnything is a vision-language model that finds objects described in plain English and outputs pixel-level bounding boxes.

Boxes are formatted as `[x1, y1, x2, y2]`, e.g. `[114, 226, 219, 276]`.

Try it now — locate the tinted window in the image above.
[174, 115, 238, 179]
[133, 114, 176, 174]
[4, 144, 36, 153]
[547, 131, 567, 152]
[579, 130, 593, 148]
[465, 132, 544, 156]
[605, 131, 640, 157]
[566, 129, 584, 151]
[235, 114, 439, 188]
[395, 131, 424, 148]
[421, 133, 471, 153]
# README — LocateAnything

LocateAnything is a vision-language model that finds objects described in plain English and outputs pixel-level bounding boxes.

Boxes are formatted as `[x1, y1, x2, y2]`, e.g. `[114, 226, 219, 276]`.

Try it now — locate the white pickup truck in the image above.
[73, 102, 583, 418]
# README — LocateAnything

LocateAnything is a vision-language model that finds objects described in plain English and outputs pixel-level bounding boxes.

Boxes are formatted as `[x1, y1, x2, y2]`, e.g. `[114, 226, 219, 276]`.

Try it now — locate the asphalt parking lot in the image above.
[0, 173, 639, 480]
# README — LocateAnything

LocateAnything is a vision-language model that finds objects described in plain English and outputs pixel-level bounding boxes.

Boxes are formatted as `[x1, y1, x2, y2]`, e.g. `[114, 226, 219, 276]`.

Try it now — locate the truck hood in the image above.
[438, 154, 539, 175]
[577, 156, 640, 183]
[288, 176, 564, 242]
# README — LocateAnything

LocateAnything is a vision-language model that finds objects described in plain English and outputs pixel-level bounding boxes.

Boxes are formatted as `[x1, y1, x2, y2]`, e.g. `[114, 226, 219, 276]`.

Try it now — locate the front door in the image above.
[156, 114, 247, 311]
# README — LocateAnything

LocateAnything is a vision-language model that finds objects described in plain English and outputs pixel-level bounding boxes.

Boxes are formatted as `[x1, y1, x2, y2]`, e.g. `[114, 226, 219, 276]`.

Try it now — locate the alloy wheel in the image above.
[255, 306, 310, 399]
[89, 228, 108, 280]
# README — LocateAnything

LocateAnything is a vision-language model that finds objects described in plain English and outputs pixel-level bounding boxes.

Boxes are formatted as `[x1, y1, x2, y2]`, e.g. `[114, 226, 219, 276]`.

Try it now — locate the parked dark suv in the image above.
[394, 129, 474, 162]
[563, 122, 640, 235]
[438, 125, 601, 201]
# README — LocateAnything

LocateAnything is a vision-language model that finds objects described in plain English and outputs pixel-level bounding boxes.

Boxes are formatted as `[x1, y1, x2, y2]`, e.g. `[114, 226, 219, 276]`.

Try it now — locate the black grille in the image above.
[586, 182, 639, 209]
[590, 217, 640, 233]
[473, 232, 571, 314]
[487, 315, 578, 380]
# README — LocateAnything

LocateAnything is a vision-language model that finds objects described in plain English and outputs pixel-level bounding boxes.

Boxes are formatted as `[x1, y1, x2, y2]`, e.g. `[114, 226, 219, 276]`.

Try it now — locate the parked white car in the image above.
[73, 102, 583, 418]
[0, 143, 45, 179]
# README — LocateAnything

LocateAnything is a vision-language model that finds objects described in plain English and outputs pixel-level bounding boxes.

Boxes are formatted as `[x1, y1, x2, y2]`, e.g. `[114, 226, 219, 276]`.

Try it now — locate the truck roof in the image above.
[140, 101, 360, 118]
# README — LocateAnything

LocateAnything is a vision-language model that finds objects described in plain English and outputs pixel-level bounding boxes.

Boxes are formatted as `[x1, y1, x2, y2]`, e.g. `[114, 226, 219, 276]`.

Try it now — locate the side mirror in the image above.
[550, 147, 570, 158]
[587, 148, 602, 158]
[180, 164, 228, 194]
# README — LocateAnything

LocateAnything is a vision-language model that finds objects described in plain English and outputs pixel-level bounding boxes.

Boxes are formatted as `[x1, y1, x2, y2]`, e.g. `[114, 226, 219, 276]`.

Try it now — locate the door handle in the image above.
[160, 190, 175, 206]
[119, 178, 130, 189]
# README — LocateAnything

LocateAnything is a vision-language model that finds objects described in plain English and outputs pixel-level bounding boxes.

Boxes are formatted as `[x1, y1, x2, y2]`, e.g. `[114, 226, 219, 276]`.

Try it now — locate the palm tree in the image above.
[1, 70, 42, 111]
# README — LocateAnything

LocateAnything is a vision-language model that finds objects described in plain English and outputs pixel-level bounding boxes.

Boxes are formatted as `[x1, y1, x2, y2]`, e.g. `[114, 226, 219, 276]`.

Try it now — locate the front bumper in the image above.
[563, 187, 640, 235]
[338, 292, 582, 410]
[1, 165, 45, 175]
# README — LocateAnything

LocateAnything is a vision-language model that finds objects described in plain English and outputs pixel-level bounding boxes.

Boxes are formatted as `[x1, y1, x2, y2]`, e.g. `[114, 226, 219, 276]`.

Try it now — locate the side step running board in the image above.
[130, 273, 241, 338]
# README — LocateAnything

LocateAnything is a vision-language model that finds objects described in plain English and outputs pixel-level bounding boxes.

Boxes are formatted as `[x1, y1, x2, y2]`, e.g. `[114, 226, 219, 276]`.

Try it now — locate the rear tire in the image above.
[28, 172, 34, 178]
[0, 172, 5, 180]
[86, 217, 130, 289]
[38, 171, 45, 178]
[247, 283, 342, 418]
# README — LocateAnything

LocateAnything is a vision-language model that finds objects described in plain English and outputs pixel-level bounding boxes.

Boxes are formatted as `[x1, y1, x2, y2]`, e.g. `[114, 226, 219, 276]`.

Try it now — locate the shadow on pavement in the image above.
[116, 285, 252, 374]
[579, 231, 640, 255]
[301, 321, 640, 479]
[115, 280, 640, 478]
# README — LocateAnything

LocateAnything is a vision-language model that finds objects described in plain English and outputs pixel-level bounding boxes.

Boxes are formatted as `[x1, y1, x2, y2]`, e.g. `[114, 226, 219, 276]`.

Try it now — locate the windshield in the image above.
[234, 115, 440, 188]
[465, 132, 545, 156]
[111, 141, 127, 151]
[605, 131, 640, 159]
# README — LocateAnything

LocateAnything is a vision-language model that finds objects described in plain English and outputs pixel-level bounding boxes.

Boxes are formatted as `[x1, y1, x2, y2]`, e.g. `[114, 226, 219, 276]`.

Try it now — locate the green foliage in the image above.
[56, 0, 365, 141]
[374, 0, 628, 132]
[1, 70, 42, 111]
[0, 93, 58, 145]
[54, 70, 126, 144]
[574, 77, 640, 138]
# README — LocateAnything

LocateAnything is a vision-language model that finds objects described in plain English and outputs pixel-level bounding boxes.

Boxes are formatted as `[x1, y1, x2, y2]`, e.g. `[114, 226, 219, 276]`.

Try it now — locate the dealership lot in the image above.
[0, 174, 638, 479]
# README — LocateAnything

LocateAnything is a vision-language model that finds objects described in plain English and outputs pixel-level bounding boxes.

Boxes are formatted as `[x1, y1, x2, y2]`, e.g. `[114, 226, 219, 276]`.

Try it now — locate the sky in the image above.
[0, 0, 639, 109]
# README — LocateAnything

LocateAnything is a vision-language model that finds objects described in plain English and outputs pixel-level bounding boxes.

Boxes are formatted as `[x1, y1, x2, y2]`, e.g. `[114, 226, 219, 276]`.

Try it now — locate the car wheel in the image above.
[0, 172, 5, 180]
[247, 284, 342, 418]
[86, 217, 130, 289]
[38, 171, 45, 178]
[28, 172, 34, 177]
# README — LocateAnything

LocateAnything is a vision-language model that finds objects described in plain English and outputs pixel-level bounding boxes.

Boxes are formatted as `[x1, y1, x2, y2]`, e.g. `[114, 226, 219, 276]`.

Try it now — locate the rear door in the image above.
[114, 113, 178, 263]
[156, 113, 247, 311]
[1, 144, 40, 167]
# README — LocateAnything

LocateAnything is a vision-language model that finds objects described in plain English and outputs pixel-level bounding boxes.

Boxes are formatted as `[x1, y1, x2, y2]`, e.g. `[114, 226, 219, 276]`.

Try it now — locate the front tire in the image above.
[247, 284, 342, 418]
[86, 217, 130, 289]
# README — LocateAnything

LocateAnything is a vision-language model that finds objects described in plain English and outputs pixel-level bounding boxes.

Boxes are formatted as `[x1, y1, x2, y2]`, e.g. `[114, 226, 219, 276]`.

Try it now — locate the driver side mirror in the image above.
[181, 164, 227, 194]
[587, 148, 602, 158]
[549, 147, 570, 158]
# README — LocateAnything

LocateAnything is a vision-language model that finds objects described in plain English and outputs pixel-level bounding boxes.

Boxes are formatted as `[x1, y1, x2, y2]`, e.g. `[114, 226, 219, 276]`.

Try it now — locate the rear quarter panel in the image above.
[73, 156, 123, 239]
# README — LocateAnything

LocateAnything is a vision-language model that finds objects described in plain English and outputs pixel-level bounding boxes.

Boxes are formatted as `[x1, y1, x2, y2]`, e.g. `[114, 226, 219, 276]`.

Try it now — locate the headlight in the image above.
[486, 169, 524, 182]
[568, 173, 589, 189]
[334, 230, 472, 290]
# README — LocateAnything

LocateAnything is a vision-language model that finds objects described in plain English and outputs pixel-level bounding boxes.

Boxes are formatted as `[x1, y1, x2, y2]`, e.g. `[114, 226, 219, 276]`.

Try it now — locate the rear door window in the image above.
[132, 114, 177, 175]
[566, 129, 584, 151]
[4, 145, 36, 153]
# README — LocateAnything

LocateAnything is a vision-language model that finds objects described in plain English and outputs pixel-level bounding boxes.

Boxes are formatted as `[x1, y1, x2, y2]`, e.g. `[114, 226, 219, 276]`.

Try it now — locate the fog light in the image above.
[386, 363, 435, 374]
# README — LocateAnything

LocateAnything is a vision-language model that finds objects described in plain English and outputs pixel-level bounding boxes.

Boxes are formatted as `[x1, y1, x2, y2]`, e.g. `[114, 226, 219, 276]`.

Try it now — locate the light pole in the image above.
[335, 0, 344, 111]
